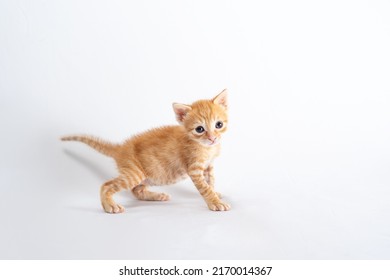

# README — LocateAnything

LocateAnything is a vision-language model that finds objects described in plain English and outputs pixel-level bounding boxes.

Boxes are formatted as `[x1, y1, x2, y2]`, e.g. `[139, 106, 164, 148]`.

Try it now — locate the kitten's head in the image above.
[173, 89, 228, 147]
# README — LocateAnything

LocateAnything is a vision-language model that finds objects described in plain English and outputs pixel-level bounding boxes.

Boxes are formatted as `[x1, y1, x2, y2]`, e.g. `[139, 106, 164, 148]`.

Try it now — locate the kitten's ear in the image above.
[212, 89, 228, 109]
[172, 103, 192, 124]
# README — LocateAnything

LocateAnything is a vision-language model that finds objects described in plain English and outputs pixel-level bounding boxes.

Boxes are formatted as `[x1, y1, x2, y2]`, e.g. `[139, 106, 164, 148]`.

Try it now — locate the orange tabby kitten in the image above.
[61, 89, 230, 213]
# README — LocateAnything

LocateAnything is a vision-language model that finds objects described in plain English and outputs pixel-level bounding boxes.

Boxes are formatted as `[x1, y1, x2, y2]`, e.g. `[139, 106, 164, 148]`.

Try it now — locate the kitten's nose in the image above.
[208, 136, 216, 143]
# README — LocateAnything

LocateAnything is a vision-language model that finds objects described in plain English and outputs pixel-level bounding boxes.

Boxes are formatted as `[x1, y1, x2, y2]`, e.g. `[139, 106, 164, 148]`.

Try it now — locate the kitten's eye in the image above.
[195, 126, 205, 133]
[215, 121, 223, 129]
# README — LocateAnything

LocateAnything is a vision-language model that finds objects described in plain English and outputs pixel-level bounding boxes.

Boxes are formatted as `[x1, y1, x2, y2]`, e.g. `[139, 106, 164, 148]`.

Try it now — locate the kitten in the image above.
[61, 89, 230, 213]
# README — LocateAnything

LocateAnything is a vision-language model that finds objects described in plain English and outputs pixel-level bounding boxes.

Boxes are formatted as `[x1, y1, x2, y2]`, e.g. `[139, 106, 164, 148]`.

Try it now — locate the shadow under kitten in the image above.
[63, 149, 114, 181]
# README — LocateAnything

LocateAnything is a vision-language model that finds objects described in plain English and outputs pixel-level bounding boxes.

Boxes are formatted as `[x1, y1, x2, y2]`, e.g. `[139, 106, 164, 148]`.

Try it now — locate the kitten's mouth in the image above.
[197, 137, 219, 147]
[207, 138, 218, 146]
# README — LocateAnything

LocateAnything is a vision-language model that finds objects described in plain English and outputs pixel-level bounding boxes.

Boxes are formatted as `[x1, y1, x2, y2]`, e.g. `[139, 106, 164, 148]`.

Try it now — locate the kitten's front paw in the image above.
[207, 201, 231, 211]
[102, 201, 125, 214]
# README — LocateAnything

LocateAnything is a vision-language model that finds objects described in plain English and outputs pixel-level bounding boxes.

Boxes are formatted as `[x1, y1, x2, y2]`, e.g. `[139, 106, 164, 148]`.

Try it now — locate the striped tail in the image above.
[61, 135, 120, 158]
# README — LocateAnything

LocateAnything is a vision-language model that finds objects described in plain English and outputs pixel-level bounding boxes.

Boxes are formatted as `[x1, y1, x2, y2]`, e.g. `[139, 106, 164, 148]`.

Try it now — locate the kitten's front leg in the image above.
[204, 165, 222, 199]
[188, 164, 230, 211]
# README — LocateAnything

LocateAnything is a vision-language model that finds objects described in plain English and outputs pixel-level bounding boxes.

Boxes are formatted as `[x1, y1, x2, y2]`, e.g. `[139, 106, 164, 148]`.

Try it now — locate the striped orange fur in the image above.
[61, 89, 230, 213]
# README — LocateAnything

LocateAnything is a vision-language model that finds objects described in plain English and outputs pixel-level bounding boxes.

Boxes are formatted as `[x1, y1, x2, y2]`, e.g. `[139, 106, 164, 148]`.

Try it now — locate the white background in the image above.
[0, 0, 389, 259]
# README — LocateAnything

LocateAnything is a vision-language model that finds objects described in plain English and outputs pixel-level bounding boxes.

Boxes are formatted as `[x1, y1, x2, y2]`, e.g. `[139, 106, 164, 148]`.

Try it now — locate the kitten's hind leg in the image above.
[100, 170, 145, 213]
[100, 178, 128, 214]
[132, 184, 170, 201]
